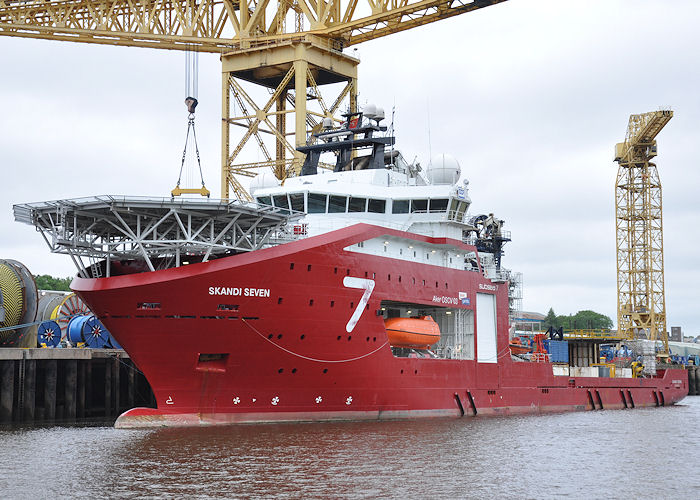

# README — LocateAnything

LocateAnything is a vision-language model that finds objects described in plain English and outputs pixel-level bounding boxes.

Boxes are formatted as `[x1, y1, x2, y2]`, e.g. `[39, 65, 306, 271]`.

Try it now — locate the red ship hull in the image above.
[71, 224, 688, 428]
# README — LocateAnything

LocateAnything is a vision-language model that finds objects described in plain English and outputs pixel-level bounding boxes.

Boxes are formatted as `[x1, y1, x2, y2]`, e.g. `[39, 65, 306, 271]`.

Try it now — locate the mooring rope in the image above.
[241, 317, 388, 364]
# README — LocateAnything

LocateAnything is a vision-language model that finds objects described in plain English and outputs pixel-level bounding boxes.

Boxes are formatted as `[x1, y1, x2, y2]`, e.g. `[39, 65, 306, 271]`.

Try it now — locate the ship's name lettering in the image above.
[478, 283, 497, 291]
[433, 295, 458, 305]
[208, 287, 271, 297]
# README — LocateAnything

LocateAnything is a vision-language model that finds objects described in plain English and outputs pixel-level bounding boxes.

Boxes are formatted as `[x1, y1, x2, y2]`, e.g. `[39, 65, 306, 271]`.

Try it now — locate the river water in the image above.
[1, 398, 699, 499]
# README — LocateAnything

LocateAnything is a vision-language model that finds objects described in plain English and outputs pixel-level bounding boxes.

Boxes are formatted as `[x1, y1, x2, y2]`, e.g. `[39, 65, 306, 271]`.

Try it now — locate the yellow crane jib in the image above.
[614, 110, 673, 163]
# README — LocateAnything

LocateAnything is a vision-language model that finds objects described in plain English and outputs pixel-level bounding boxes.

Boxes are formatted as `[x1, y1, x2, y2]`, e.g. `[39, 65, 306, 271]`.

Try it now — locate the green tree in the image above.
[556, 314, 572, 329]
[34, 274, 72, 291]
[571, 310, 613, 330]
[548, 309, 613, 330]
[544, 308, 558, 328]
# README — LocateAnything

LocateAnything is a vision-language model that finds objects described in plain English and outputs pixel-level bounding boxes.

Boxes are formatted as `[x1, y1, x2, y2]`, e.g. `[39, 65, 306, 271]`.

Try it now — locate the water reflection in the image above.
[1, 399, 699, 499]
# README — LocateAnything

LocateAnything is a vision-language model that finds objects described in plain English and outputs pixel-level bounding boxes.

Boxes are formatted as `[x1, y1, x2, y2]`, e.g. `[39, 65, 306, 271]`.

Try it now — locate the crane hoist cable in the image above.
[172, 47, 210, 198]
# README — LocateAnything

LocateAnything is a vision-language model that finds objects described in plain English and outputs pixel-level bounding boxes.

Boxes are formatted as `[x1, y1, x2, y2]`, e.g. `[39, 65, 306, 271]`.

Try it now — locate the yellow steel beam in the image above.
[0, 0, 508, 52]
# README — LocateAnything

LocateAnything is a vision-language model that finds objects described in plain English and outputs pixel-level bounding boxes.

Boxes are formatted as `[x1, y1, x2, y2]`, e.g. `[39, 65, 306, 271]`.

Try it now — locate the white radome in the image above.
[250, 171, 281, 195]
[427, 153, 461, 185]
[363, 103, 377, 119]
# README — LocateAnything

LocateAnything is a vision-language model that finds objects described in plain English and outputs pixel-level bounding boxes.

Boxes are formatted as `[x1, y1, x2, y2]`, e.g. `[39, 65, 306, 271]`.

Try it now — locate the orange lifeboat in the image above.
[509, 336, 531, 355]
[384, 316, 440, 349]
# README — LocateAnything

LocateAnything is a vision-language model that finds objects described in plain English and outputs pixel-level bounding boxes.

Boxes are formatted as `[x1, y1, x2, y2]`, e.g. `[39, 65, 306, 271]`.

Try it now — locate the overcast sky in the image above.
[1, 0, 698, 335]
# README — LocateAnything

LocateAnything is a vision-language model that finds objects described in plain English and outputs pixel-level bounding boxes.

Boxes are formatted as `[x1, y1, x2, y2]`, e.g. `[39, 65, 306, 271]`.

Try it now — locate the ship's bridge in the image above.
[250, 107, 475, 240]
[251, 163, 474, 240]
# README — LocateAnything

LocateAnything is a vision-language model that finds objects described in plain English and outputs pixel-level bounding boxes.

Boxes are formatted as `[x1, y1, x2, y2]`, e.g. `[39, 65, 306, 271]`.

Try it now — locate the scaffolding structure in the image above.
[613, 110, 672, 353]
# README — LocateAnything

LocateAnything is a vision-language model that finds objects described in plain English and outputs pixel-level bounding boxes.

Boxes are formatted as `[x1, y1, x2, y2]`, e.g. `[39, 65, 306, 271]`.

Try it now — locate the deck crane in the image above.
[613, 110, 673, 354]
[0, 0, 510, 200]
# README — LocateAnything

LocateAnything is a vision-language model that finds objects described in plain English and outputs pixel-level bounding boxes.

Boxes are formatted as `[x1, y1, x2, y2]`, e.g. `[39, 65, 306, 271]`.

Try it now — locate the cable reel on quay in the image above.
[0, 259, 38, 348]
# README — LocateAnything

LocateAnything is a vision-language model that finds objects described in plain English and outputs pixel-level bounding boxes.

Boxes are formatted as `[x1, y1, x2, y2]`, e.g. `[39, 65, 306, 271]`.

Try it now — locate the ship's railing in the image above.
[463, 230, 512, 246]
[564, 329, 626, 341]
[404, 209, 471, 225]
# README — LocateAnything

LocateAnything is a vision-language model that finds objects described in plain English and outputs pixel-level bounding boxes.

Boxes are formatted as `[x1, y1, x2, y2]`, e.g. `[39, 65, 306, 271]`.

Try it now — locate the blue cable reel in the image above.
[67, 315, 90, 344]
[37, 320, 61, 347]
[82, 316, 109, 349]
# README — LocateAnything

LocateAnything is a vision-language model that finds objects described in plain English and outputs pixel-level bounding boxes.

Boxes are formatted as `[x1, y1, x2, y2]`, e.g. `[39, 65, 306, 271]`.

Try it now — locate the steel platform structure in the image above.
[14, 195, 301, 278]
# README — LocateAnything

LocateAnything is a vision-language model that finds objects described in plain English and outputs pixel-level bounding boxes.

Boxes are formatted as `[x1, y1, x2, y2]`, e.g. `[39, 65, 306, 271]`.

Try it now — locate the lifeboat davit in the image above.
[384, 316, 440, 349]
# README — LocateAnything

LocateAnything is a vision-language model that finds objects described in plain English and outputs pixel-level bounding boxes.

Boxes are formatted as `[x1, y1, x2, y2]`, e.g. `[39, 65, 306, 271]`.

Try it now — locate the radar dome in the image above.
[426, 153, 461, 185]
[250, 172, 281, 195]
[375, 107, 385, 122]
[363, 103, 377, 119]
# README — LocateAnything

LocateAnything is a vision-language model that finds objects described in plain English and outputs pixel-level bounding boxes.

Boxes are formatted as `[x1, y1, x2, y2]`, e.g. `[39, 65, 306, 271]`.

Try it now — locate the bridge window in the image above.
[328, 195, 347, 213]
[308, 193, 327, 213]
[411, 199, 428, 213]
[368, 199, 386, 213]
[273, 195, 290, 212]
[429, 198, 448, 213]
[257, 196, 272, 206]
[455, 201, 468, 220]
[289, 192, 305, 212]
[448, 199, 459, 219]
[348, 197, 367, 212]
[392, 200, 409, 214]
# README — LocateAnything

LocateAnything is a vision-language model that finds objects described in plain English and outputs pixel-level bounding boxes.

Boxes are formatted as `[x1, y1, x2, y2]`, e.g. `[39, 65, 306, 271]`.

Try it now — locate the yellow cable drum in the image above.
[0, 259, 38, 347]
[0, 262, 23, 333]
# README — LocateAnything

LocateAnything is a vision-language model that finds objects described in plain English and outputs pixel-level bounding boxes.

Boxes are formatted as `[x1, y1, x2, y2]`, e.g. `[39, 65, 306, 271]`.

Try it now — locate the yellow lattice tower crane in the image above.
[0, 0, 509, 200]
[613, 110, 673, 353]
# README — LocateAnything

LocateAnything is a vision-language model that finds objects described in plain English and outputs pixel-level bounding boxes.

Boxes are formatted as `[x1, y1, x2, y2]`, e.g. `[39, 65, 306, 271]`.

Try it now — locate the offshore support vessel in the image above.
[14, 107, 688, 428]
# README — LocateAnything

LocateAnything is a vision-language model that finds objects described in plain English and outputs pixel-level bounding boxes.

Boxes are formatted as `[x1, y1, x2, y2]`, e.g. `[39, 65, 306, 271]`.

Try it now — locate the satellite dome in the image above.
[426, 153, 461, 185]
[250, 172, 281, 195]
[375, 107, 385, 122]
[363, 103, 377, 119]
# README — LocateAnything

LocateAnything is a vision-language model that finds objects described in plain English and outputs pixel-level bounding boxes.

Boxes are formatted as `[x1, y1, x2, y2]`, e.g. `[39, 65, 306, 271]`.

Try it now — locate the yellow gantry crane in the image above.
[613, 110, 673, 353]
[0, 0, 508, 200]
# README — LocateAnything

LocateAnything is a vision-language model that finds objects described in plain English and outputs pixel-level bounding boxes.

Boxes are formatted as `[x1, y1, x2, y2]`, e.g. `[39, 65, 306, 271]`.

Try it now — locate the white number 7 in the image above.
[343, 277, 376, 333]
